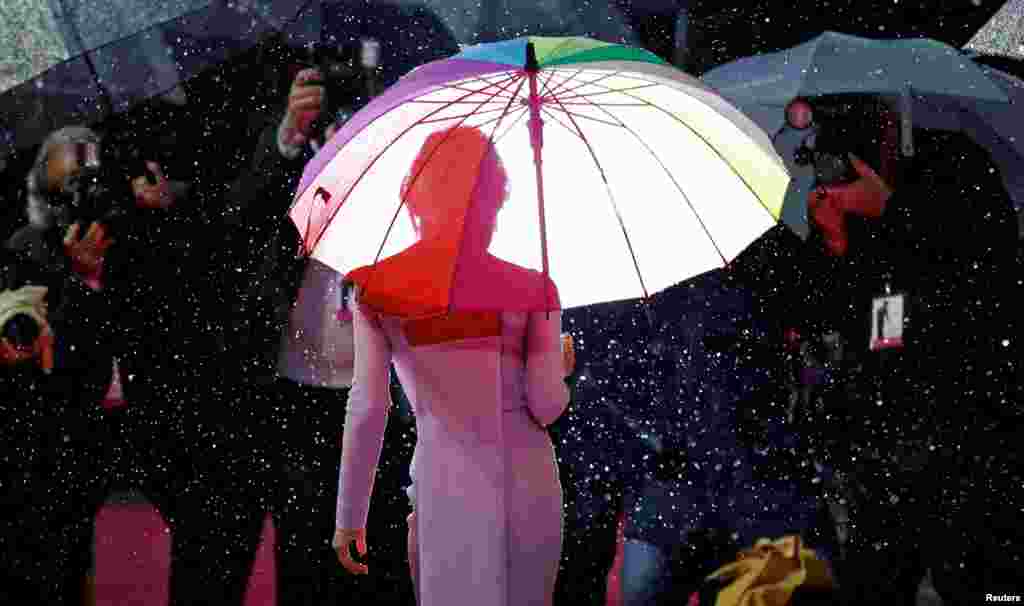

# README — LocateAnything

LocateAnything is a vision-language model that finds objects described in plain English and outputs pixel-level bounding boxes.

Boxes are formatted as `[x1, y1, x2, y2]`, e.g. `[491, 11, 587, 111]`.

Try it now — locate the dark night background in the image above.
[1, 1, 1021, 604]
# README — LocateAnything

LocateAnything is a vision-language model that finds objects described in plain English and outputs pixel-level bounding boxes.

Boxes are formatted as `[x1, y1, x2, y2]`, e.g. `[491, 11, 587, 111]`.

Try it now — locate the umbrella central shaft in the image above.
[527, 72, 544, 155]
[526, 68, 551, 306]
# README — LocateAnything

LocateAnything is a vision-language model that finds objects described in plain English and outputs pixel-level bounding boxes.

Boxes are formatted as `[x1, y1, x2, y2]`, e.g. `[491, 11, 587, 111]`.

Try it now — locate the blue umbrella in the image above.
[910, 59, 1024, 213]
[702, 31, 1007, 106]
[700, 32, 1013, 238]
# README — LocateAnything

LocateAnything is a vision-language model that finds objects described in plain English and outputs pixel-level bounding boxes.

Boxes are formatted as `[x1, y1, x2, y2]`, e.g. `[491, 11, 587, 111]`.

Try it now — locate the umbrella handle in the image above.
[525, 44, 551, 315]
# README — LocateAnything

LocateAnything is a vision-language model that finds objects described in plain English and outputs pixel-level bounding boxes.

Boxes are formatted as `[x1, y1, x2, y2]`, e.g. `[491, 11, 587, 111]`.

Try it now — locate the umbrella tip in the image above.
[525, 41, 539, 72]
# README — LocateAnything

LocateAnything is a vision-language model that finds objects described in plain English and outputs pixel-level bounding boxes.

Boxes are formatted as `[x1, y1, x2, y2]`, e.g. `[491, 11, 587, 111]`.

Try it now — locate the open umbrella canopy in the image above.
[701, 31, 1008, 106]
[290, 36, 789, 314]
[0, 0, 466, 240]
[965, 0, 1024, 61]
[0, 0, 303, 97]
[0, 0, 462, 166]
[0, 1, 308, 163]
[0, 1, 72, 94]
[910, 61, 1024, 210]
[701, 32, 1015, 237]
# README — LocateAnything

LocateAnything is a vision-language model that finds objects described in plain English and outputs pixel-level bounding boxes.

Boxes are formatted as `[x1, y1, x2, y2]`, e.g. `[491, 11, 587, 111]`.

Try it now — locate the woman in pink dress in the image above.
[333, 126, 573, 606]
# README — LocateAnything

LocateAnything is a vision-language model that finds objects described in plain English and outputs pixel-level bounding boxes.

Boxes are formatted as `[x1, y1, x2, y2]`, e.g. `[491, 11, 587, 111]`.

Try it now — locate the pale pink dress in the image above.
[336, 299, 569, 606]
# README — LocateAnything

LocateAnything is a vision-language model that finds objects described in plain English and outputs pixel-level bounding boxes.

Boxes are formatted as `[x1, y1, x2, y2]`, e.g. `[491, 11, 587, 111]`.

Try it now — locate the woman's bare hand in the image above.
[561, 333, 575, 377]
[334, 527, 369, 575]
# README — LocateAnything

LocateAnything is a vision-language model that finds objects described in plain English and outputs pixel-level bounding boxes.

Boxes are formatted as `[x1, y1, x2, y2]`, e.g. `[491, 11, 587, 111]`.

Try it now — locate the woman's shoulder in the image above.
[346, 247, 427, 287]
[349, 256, 561, 313]
[345, 257, 437, 317]
[489, 258, 560, 309]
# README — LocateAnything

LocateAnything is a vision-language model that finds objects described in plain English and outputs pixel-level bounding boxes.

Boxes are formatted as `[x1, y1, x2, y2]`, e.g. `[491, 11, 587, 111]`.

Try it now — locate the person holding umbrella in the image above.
[333, 125, 574, 606]
[291, 34, 792, 605]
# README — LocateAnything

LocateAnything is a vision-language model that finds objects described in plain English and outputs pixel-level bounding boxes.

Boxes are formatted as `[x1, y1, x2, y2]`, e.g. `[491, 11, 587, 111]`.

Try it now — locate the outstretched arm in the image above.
[335, 295, 392, 574]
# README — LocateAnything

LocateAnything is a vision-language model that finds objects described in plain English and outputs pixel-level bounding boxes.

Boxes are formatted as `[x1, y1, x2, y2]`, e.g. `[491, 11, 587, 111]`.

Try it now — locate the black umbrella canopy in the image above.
[0, 0, 462, 161]
[0, 2, 308, 164]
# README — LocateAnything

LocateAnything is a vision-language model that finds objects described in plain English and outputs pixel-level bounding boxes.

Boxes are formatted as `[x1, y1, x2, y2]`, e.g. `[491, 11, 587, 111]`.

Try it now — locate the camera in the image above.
[791, 95, 895, 187]
[793, 127, 858, 188]
[300, 39, 379, 137]
[0, 283, 50, 370]
[53, 135, 153, 232]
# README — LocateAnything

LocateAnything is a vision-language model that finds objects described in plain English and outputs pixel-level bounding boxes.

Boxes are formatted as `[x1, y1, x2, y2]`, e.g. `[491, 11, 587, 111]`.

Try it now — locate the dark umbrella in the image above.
[0, 2, 307, 161]
[0, 0, 461, 165]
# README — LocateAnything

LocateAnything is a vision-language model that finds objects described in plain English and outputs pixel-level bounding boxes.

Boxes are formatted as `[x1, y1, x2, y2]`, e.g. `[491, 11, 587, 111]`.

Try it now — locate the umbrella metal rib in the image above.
[305, 70, 524, 256]
[537, 68, 779, 279]
[550, 68, 780, 224]
[292, 36, 789, 312]
[547, 92, 729, 274]
[447, 71, 535, 315]
[320, 66, 767, 305]
[535, 69, 652, 302]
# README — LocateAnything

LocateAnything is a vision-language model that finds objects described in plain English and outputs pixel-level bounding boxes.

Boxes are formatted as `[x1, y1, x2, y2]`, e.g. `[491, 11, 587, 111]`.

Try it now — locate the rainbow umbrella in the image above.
[289, 36, 789, 313]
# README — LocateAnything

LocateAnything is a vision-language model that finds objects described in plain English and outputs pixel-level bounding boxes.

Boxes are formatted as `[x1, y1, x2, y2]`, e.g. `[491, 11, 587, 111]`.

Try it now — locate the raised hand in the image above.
[808, 190, 848, 256]
[808, 154, 893, 256]
[281, 68, 326, 148]
[132, 161, 174, 209]
[819, 154, 893, 218]
[63, 222, 114, 288]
